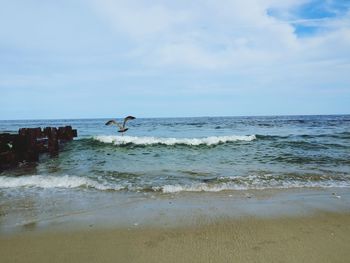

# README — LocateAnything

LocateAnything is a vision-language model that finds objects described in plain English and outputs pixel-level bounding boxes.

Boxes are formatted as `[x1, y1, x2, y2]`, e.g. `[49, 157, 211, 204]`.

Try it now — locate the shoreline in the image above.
[1, 187, 350, 262]
[1, 211, 350, 263]
[1, 187, 350, 235]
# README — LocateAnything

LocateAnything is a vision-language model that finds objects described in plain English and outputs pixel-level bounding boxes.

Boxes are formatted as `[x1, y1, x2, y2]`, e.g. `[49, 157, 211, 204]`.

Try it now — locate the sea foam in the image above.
[158, 180, 350, 193]
[0, 175, 124, 191]
[93, 135, 256, 146]
[1, 173, 348, 192]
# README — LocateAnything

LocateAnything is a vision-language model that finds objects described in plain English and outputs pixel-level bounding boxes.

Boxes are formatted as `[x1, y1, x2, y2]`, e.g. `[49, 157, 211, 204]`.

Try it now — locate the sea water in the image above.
[1, 115, 350, 231]
[1, 115, 350, 193]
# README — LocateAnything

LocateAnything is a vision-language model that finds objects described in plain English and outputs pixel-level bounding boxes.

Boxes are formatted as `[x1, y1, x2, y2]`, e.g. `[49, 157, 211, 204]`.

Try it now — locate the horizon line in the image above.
[0, 113, 349, 122]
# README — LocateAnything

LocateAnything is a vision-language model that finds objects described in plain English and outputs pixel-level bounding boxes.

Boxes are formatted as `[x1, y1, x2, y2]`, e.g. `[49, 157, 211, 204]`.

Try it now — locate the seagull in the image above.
[105, 116, 136, 135]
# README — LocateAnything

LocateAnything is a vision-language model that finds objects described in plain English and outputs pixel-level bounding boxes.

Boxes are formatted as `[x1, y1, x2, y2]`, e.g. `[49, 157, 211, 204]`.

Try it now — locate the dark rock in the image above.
[0, 126, 77, 171]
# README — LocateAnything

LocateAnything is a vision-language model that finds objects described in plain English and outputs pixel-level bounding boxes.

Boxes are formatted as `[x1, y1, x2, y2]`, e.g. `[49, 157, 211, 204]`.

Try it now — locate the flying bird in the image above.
[105, 116, 136, 135]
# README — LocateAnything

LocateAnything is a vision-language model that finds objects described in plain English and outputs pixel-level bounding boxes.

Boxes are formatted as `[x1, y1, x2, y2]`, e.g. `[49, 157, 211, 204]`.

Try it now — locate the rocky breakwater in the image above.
[0, 126, 77, 171]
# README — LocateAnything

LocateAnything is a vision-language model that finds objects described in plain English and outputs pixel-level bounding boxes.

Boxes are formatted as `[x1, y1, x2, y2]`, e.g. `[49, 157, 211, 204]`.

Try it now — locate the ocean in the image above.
[1, 115, 350, 232]
[1, 115, 350, 193]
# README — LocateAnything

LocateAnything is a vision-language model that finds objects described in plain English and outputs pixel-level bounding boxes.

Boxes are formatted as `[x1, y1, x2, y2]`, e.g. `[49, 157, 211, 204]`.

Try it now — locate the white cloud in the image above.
[90, 0, 191, 39]
[2, 1, 350, 95]
[4, 0, 347, 73]
[88, 0, 348, 72]
[1, 0, 349, 118]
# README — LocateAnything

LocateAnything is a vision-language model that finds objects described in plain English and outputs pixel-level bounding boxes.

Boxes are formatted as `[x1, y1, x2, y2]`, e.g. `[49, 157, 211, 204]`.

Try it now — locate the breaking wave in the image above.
[93, 135, 256, 146]
[156, 173, 350, 193]
[1, 173, 349, 193]
[0, 175, 124, 191]
[158, 181, 350, 193]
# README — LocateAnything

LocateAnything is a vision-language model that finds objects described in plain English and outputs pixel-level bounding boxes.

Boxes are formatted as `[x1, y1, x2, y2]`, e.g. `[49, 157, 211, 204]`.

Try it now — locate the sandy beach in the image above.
[1, 188, 350, 263]
[1, 212, 350, 263]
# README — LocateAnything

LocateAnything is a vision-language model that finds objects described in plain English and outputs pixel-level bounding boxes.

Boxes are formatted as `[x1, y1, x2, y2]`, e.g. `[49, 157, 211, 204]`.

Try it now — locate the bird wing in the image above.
[105, 120, 123, 129]
[122, 116, 136, 128]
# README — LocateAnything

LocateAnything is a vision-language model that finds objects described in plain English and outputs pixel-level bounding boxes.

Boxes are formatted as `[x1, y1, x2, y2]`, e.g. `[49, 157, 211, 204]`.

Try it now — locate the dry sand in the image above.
[1, 212, 350, 263]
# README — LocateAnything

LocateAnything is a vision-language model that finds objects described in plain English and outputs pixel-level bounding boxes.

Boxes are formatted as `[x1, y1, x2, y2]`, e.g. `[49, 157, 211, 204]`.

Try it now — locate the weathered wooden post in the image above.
[0, 134, 17, 169]
[1, 126, 77, 171]
[44, 127, 59, 156]
[57, 126, 76, 141]
[18, 128, 39, 162]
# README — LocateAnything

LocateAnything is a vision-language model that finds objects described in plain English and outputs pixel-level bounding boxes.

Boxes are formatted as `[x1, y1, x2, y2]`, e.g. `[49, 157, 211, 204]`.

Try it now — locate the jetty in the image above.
[0, 126, 77, 171]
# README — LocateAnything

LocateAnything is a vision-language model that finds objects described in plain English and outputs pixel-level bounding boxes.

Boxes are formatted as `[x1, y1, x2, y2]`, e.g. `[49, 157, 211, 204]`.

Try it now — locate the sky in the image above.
[0, 0, 350, 119]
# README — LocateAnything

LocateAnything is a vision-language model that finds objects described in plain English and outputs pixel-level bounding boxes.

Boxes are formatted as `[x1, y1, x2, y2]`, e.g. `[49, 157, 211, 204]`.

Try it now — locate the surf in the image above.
[92, 135, 257, 146]
[0, 175, 124, 191]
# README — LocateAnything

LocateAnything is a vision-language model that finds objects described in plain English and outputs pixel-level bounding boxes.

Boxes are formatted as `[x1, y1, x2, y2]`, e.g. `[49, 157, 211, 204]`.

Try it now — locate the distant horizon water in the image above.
[1, 113, 350, 122]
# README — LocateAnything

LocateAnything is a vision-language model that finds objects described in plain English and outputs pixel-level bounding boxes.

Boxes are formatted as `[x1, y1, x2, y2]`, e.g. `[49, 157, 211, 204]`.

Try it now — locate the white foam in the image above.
[1, 175, 348, 193]
[0, 175, 124, 191]
[159, 181, 350, 193]
[93, 135, 256, 146]
[160, 183, 246, 193]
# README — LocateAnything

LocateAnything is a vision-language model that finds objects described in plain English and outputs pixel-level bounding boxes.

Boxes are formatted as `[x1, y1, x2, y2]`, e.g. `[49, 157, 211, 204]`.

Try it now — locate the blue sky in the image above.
[0, 0, 349, 119]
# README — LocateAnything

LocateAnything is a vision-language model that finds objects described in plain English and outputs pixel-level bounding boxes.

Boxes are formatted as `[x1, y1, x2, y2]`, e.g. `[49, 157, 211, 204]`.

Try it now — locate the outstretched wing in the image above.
[122, 116, 136, 128]
[105, 120, 123, 129]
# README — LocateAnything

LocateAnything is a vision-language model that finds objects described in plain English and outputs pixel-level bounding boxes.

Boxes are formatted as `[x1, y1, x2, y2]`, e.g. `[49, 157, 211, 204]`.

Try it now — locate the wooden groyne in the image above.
[0, 126, 77, 171]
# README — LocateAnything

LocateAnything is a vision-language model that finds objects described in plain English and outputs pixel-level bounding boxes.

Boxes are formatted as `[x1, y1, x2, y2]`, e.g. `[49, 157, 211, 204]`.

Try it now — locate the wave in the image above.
[0, 175, 124, 191]
[93, 135, 256, 146]
[1, 173, 349, 193]
[157, 172, 350, 193]
[158, 181, 350, 193]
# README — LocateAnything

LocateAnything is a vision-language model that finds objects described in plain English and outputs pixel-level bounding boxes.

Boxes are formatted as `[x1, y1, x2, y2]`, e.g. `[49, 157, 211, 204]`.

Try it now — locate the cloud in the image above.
[90, 0, 191, 39]
[88, 0, 349, 74]
[1, 0, 349, 118]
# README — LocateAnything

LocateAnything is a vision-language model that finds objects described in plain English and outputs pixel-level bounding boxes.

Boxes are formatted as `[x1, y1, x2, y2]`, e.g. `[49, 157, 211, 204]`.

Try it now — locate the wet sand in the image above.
[1, 188, 350, 262]
[1, 212, 350, 263]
